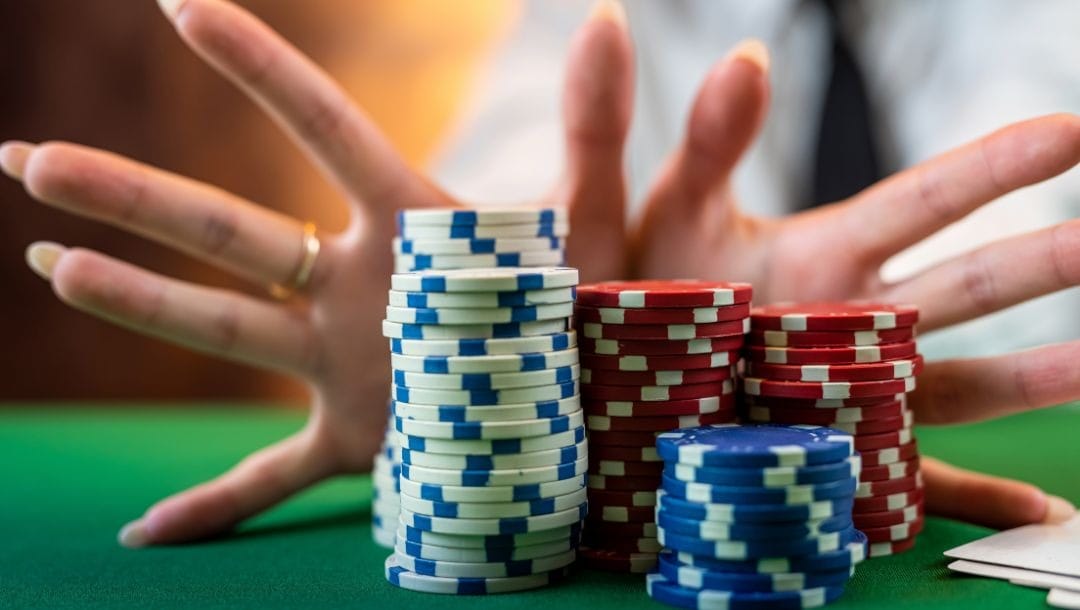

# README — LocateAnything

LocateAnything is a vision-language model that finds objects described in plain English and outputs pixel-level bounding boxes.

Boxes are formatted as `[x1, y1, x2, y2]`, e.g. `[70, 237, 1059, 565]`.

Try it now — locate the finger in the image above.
[836, 113, 1080, 264]
[881, 219, 1080, 331]
[671, 39, 770, 208]
[559, 0, 634, 281]
[159, 0, 443, 213]
[910, 341, 1080, 425]
[118, 430, 334, 546]
[922, 456, 1075, 529]
[30, 243, 319, 376]
[12, 141, 313, 288]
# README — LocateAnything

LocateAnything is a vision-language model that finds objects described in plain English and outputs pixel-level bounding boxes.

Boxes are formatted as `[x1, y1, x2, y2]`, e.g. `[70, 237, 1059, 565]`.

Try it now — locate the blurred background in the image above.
[2, 0, 1077, 403]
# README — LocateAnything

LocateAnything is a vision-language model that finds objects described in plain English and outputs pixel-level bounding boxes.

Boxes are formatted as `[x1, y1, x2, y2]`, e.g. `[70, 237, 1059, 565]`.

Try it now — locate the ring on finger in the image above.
[270, 222, 320, 299]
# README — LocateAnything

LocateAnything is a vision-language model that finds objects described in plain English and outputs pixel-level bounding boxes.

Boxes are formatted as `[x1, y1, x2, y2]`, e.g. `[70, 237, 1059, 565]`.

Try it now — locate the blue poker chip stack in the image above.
[392, 208, 568, 272]
[648, 424, 867, 609]
[371, 409, 403, 548]
[379, 208, 586, 595]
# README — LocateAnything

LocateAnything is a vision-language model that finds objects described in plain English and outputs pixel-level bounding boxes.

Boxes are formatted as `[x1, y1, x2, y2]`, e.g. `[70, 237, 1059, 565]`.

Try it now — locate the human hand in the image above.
[0, 0, 632, 546]
[628, 40, 1080, 529]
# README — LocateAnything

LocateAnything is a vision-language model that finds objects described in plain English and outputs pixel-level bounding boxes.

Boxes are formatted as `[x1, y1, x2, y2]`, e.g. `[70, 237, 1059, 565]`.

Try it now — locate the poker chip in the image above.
[398, 426, 585, 455]
[674, 531, 867, 574]
[852, 427, 914, 452]
[741, 376, 916, 400]
[587, 474, 662, 491]
[582, 379, 734, 402]
[384, 555, 570, 595]
[746, 356, 924, 382]
[395, 537, 578, 563]
[589, 458, 664, 477]
[854, 473, 920, 499]
[657, 551, 855, 593]
[656, 511, 853, 542]
[586, 411, 734, 432]
[390, 547, 577, 579]
[866, 536, 917, 558]
[395, 250, 565, 272]
[388, 286, 576, 309]
[581, 533, 662, 554]
[398, 523, 582, 550]
[858, 440, 919, 467]
[859, 516, 925, 543]
[397, 208, 566, 227]
[399, 440, 587, 470]
[577, 546, 658, 573]
[371, 415, 401, 549]
[587, 429, 666, 448]
[577, 280, 753, 308]
[392, 365, 579, 391]
[581, 351, 739, 371]
[582, 336, 745, 356]
[391, 349, 579, 375]
[382, 318, 570, 341]
[392, 397, 581, 423]
[852, 487, 925, 513]
[747, 327, 915, 347]
[750, 302, 919, 331]
[743, 400, 907, 424]
[745, 341, 919, 365]
[584, 520, 659, 538]
[386, 302, 575, 325]
[393, 236, 564, 255]
[589, 444, 662, 462]
[657, 493, 857, 525]
[743, 393, 907, 409]
[657, 525, 859, 560]
[859, 458, 921, 482]
[575, 302, 751, 325]
[398, 222, 570, 240]
[587, 504, 656, 523]
[398, 474, 586, 504]
[587, 488, 658, 507]
[661, 456, 861, 488]
[582, 318, 749, 341]
[748, 411, 913, 437]
[661, 474, 858, 506]
[392, 380, 578, 406]
[392, 267, 578, 294]
[389, 332, 576, 357]
[394, 411, 584, 440]
[656, 424, 854, 468]
[852, 502, 923, 529]
[582, 365, 735, 386]
[400, 456, 588, 487]
[583, 395, 736, 417]
[399, 504, 588, 536]
[646, 572, 845, 609]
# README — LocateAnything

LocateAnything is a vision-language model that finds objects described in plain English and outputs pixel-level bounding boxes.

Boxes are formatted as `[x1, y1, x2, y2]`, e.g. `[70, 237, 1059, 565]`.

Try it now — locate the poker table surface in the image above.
[3, 402, 1077, 609]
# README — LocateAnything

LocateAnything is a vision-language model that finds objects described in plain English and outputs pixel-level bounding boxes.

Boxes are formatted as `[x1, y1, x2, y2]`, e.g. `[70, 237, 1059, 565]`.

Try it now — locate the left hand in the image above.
[629, 40, 1080, 529]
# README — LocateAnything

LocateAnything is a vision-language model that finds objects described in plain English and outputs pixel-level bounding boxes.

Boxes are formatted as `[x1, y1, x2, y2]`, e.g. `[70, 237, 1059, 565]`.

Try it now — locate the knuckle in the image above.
[959, 251, 999, 316]
[914, 167, 958, 225]
[199, 210, 239, 256]
[210, 300, 242, 354]
[1049, 220, 1080, 287]
[297, 96, 348, 142]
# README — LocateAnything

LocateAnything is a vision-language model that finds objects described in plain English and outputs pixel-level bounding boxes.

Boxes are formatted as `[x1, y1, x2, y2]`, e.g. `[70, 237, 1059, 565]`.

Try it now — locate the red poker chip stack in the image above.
[741, 302, 925, 558]
[573, 280, 753, 572]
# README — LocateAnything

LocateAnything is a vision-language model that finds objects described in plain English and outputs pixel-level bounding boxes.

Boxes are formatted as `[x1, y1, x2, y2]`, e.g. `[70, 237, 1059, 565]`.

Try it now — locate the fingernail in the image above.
[0, 141, 34, 180]
[589, 0, 627, 28]
[1044, 495, 1077, 524]
[156, 0, 186, 20]
[26, 242, 66, 280]
[727, 38, 770, 73]
[118, 519, 151, 548]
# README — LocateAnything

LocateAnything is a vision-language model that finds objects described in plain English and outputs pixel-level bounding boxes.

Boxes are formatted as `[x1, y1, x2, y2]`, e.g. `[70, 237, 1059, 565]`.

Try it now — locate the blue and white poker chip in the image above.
[391, 397, 581, 423]
[393, 236, 564, 255]
[661, 456, 861, 488]
[660, 474, 858, 506]
[399, 486, 587, 519]
[396, 536, 577, 563]
[392, 380, 578, 407]
[656, 424, 854, 468]
[399, 439, 587, 470]
[398, 426, 586, 455]
[391, 267, 578, 293]
[398, 522, 582, 549]
[657, 525, 860, 561]
[400, 455, 588, 487]
[385, 554, 569, 595]
[395, 250, 565, 272]
[399, 503, 588, 536]
[388, 286, 576, 309]
[386, 303, 575, 326]
[389, 332, 576, 357]
[657, 491, 856, 524]
[398, 474, 586, 504]
[382, 318, 569, 341]
[390, 349, 579, 374]
[391, 364, 578, 391]
[397, 208, 566, 227]
[673, 530, 867, 574]
[655, 510, 852, 542]
[393, 411, 583, 440]
[391, 547, 577, 579]
[646, 572, 845, 609]
[657, 551, 854, 593]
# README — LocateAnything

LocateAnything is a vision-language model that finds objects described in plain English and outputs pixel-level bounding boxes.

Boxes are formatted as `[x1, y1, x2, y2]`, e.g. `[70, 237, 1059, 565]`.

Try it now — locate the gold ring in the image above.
[270, 222, 321, 299]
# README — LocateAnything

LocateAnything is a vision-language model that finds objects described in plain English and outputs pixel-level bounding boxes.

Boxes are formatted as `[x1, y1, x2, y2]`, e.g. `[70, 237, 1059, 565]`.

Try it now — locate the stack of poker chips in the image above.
[392, 208, 568, 272]
[649, 424, 866, 609]
[741, 303, 924, 558]
[572, 280, 753, 573]
[381, 266, 588, 595]
[371, 207, 571, 549]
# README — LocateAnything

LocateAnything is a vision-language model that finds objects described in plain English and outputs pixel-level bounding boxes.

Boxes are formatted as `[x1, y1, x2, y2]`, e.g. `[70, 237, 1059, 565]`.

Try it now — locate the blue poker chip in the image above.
[385, 555, 570, 595]
[658, 525, 860, 561]
[399, 426, 586, 455]
[391, 364, 577, 390]
[656, 424, 854, 468]
[396, 208, 564, 227]
[646, 572, 845, 609]
[660, 474, 857, 506]
[655, 510, 853, 542]
[389, 332, 576, 357]
[657, 551, 854, 593]
[674, 530, 868, 574]
[663, 457, 861, 488]
[400, 522, 582, 549]
[390, 548, 577, 579]
[390, 267, 578, 293]
[657, 492, 856, 524]
[394, 236, 563, 255]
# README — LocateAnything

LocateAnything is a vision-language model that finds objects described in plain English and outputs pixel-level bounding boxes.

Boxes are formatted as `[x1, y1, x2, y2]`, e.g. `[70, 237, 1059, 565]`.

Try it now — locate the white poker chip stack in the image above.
[371, 208, 570, 551]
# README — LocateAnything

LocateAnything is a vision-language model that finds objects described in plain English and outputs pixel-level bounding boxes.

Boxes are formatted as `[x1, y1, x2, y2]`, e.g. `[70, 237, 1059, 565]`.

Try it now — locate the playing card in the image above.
[1048, 588, 1080, 610]
[944, 516, 1080, 578]
[948, 559, 1080, 591]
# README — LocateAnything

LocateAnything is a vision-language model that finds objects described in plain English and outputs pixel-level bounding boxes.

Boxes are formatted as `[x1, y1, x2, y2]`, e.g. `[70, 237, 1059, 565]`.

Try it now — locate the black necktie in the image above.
[808, 0, 881, 208]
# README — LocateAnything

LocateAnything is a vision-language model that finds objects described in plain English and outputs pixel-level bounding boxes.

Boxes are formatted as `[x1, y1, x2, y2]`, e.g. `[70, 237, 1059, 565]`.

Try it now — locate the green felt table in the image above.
[2, 403, 1077, 609]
